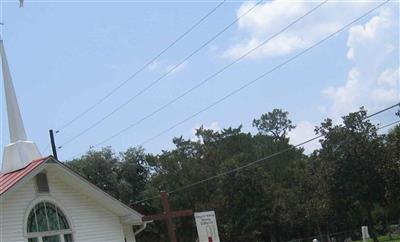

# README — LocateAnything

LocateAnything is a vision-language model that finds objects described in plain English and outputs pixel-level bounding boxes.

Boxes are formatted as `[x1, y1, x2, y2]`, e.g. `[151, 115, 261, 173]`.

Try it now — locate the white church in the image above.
[0, 40, 148, 241]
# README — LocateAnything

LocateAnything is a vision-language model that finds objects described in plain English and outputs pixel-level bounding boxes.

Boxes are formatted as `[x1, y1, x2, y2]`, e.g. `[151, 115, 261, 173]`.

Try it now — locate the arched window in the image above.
[26, 201, 73, 242]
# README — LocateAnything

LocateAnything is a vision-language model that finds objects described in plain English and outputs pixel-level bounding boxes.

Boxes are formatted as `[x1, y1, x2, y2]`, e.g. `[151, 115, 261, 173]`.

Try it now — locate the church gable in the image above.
[1, 163, 127, 242]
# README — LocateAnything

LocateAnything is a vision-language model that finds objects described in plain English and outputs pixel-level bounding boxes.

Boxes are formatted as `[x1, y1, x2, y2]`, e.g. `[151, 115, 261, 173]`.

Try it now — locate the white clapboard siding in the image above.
[0, 167, 132, 242]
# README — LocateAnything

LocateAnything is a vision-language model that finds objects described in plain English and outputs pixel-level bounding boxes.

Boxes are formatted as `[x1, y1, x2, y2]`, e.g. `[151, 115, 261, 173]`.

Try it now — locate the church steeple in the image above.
[1, 40, 28, 142]
[1, 40, 42, 173]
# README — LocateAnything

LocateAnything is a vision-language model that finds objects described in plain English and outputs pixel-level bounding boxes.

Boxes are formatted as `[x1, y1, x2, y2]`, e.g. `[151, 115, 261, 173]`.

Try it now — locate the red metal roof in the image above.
[0, 157, 48, 195]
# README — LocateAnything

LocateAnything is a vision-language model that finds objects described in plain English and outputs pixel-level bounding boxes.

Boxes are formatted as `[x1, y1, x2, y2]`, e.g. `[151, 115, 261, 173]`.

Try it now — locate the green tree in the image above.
[117, 147, 150, 206]
[67, 147, 120, 198]
[315, 109, 386, 241]
[377, 124, 400, 231]
[143, 110, 305, 242]
[380, 125, 400, 203]
[66, 147, 150, 206]
[253, 109, 295, 139]
[66, 108, 399, 242]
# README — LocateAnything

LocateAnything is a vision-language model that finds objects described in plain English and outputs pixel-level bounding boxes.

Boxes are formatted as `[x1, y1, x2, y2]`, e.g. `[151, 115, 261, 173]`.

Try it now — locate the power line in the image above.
[84, 0, 329, 148]
[132, 102, 400, 204]
[378, 119, 400, 129]
[137, 0, 391, 146]
[57, 0, 263, 148]
[67, 0, 390, 160]
[55, 0, 227, 133]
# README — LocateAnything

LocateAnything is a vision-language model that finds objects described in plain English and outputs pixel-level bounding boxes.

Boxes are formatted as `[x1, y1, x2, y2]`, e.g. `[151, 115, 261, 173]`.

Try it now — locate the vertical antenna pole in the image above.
[49, 129, 58, 160]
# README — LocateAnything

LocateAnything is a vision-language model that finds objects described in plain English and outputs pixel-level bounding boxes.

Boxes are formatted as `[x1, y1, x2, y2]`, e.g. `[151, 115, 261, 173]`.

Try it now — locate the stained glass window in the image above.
[64, 234, 73, 242]
[42, 236, 60, 242]
[27, 201, 73, 242]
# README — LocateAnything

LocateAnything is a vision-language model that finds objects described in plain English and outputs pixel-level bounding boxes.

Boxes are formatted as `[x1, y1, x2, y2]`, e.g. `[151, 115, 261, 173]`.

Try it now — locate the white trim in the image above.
[26, 229, 73, 238]
[134, 221, 150, 236]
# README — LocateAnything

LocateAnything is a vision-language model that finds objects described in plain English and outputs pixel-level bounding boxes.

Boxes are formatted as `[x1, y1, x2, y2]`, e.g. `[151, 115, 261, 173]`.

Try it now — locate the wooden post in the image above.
[142, 191, 193, 242]
[161, 192, 178, 242]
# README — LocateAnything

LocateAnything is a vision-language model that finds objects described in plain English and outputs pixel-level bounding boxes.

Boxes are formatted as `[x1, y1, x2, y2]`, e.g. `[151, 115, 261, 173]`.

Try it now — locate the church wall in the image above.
[0, 176, 37, 242]
[0, 167, 128, 242]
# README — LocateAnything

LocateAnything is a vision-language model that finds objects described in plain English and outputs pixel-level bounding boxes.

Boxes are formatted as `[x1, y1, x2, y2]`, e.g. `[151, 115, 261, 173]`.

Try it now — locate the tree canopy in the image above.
[66, 108, 400, 242]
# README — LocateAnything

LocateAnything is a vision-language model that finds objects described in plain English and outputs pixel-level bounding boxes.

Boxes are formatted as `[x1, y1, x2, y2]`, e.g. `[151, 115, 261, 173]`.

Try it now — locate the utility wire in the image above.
[57, 0, 262, 148]
[132, 102, 400, 204]
[138, 0, 391, 146]
[89, 0, 329, 147]
[378, 119, 400, 129]
[67, 0, 390, 160]
[55, 0, 227, 133]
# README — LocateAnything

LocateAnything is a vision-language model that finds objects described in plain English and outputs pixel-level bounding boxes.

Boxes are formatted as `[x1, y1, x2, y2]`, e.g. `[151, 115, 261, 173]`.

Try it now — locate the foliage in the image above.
[67, 108, 400, 242]
[67, 146, 150, 207]
[252, 109, 295, 139]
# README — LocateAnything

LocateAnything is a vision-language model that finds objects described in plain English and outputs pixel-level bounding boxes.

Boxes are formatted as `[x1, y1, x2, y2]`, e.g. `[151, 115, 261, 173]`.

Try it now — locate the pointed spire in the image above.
[1, 40, 28, 142]
[1, 40, 42, 173]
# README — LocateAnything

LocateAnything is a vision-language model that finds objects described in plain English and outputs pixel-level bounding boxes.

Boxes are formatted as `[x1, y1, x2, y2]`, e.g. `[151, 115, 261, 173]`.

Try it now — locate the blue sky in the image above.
[1, 0, 399, 162]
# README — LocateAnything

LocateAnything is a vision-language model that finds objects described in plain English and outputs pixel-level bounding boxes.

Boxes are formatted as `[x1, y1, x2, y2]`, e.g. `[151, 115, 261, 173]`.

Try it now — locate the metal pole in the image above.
[49, 129, 58, 160]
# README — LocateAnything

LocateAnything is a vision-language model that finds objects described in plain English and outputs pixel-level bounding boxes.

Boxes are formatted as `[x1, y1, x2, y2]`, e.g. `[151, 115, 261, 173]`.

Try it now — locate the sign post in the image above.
[195, 211, 220, 242]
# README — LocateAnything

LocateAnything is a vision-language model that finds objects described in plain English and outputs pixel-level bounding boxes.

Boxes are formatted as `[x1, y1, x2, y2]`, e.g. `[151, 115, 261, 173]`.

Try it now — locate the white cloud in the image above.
[321, 7, 399, 119]
[221, 1, 372, 59]
[236, 1, 308, 34]
[166, 61, 188, 74]
[190, 121, 220, 142]
[371, 67, 400, 102]
[222, 34, 310, 59]
[370, 88, 398, 103]
[288, 121, 320, 154]
[377, 67, 399, 87]
[322, 68, 362, 116]
[223, 1, 398, 121]
[147, 60, 159, 71]
[346, 8, 392, 60]
[146, 60, 188, 75]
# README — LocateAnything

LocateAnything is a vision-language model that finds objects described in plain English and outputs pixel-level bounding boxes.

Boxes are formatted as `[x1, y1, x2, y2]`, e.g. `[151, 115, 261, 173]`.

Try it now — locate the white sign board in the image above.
[195, 211, 220, 242]
[361, 226, 370, 241]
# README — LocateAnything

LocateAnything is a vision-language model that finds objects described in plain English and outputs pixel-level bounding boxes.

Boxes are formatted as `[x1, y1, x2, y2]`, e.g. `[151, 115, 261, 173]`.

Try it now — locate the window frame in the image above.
[24, 197, 74, 242]
[27, 230, 73, 242]
[34, 172, 50, 194]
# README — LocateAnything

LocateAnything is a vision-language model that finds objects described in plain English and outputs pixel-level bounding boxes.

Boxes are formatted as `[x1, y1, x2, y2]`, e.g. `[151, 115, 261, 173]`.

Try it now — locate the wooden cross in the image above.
[142, 191, 193, 242]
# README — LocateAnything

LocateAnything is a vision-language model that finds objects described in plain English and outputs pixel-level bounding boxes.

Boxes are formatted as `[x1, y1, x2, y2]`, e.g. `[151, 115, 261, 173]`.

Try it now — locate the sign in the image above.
[195, 211, 220, 242]
[361, 226, 370, 242]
